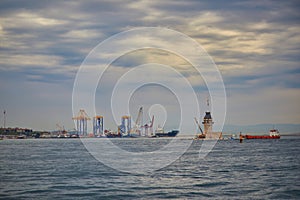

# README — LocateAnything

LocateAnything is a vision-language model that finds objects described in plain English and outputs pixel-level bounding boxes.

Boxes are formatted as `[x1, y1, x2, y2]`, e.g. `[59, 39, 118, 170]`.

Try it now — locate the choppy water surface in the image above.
[0, 137, 299, 199]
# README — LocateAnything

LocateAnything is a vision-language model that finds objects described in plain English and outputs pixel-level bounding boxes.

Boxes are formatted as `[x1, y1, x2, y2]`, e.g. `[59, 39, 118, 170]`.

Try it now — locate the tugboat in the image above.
[245, 129, 280, 139]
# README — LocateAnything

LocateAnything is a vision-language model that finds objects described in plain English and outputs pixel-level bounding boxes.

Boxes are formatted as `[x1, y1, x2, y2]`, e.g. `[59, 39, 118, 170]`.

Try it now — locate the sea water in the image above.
[0, 137, 299, 199]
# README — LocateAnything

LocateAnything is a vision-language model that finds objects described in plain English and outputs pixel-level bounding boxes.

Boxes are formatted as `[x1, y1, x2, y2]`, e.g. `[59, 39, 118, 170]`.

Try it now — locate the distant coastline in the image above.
[1, 123, 300, 138]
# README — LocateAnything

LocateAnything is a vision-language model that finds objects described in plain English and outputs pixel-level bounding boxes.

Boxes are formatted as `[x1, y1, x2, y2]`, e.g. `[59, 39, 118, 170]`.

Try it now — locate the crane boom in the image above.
[149, 115, 154, 127]
[194, 117, 204, 134]
[135, 107, 143, 126]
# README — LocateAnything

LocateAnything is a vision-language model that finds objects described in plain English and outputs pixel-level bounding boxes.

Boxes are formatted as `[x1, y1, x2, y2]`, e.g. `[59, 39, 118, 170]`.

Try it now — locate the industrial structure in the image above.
[130, 107, 143, 136]
[118, 115, 131, 136]
[142, 115, 154, 137]
[128, 107, 154, 137]
[69, 107, 171, 138]
[72, 109, 91, 136]
[93, 115, 104, 136]
[194, 117, 205, 138]
[56, 123, 67, 137]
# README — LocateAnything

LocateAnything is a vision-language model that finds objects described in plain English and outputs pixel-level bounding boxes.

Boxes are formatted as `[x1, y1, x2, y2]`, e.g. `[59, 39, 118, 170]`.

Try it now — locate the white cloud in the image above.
[62, 29, 103, 40]
[189, 12, 224, 26]
[1, 11, 66, 29]
[0, 54, 63, 69]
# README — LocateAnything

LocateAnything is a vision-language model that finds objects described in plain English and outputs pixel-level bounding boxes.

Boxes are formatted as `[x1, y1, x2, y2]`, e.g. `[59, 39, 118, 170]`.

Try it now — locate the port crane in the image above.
[194, 117, 204, 134]
[142, 115, 154, 136]
[56, 123, 65, 134]
[194, 117, 205, 138]
[93, 115, 104, 136]
[130, 107, 143, 136]
[119, 115, 131, 136]
[72, 109, 91, 135]
[128, 107, 154, 137]
[56, 123, 67, 137]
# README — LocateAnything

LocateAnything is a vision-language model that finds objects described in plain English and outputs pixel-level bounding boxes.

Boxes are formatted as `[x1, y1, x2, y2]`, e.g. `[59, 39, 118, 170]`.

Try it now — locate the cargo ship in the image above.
[155, 130, 179, 137]
[245, 129, 280, 139]
[153, 125, 179, 137]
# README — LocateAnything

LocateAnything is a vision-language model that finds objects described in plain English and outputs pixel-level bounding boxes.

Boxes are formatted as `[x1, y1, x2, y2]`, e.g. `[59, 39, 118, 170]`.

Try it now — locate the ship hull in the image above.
[245, 135, 280, 139]
[155, 130, 179, 137]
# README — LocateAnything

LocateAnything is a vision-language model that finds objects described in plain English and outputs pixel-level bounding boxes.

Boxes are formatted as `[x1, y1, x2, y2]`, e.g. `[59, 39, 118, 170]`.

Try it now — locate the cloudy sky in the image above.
[0, 0, 299, 132]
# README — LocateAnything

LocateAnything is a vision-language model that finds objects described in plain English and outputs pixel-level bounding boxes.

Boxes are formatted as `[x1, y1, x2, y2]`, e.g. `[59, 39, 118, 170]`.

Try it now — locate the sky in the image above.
[0, 0, 299, 132]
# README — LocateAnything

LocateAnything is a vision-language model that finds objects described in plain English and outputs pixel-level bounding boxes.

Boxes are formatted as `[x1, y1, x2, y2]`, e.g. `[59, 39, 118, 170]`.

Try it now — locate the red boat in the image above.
[245, 129, 280, 139]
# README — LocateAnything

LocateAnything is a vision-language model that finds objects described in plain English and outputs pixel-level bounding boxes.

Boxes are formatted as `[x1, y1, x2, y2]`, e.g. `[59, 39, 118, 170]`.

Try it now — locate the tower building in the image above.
[202, 111, 214, 137]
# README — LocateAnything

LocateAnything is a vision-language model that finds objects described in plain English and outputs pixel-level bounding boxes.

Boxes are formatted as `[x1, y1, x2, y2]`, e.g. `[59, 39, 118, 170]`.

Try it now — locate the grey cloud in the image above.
[0, 0, 299, 129]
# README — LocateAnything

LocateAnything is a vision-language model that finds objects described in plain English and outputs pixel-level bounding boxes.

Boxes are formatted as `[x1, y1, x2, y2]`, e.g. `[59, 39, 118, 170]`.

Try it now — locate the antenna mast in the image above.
[207, 98, 209, 107]
[3, 110, 6, 128]
[206, 96, 210, 111]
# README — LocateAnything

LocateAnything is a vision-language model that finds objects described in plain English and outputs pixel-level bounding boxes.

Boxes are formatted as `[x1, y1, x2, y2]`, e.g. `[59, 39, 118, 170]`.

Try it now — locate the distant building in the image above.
[0, 127, 33, 135]
[202, 111, 222, 139]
